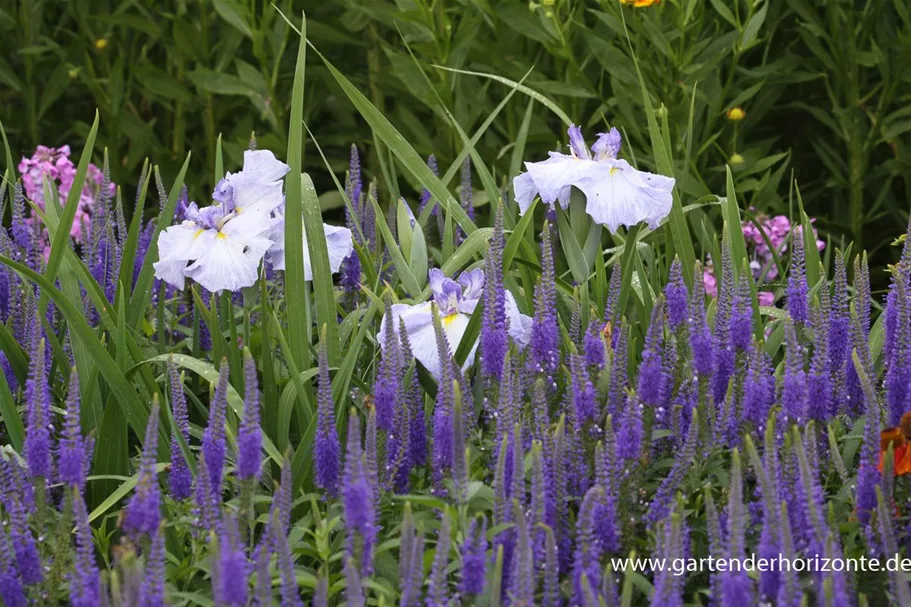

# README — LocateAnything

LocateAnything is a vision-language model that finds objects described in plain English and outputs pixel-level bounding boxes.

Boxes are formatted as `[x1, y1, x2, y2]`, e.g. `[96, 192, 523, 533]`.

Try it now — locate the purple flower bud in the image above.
[24, 326, 51, 480]
[275, 516, 304, 607]
[237, 353, 262, 481]
[123, 400, 162, 539]
[70, 488, 100, 607]
[786, 233, 808, 324]
[214, 516, 248, 607]
[529, 226, 559, 377]
[375, 303, 401, 432]
[730, 272, 752, 351]
[0, 527, 26, 607]
[315, 339, 341, 496]
[780, 320, 807, 426]
[138, 524, 166, 607]
[638, 301, 666, 409]
[572, 486, 605, 604]
[665, 260, 688, 330]
[343, 412, 377, 574]
[58, 370, 88, 487]
[201, 361, 230, 499]
[481, 204, 508, 379]
[167, 360, 192, 500]
[460, 517, 487, 597]
[426, 515, 452, 607]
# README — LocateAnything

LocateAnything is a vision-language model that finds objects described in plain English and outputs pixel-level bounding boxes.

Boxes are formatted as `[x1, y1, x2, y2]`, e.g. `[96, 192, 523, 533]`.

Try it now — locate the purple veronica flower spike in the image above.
[378, 268, 531, 380]
[154, 150, 289, 292]
[123, 400, 162, 539]
[513, 125, 674, 233]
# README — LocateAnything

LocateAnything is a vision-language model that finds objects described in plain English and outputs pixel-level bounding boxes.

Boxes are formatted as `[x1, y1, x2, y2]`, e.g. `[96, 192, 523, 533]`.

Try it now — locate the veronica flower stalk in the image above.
[786, 232, 809, 324]
[481, 202, 509, 380]
[375, 302, 402, 433]
[123, 399, 162, 540]
[168, 360, 192, 500]
[378, 268, 531, 380]
[138, 524, 166, 607]
[70, 488, 101, 607]
[237, 351, 262, 520]
[529, 225, 560, 378]
[315, 336, 341, 496]
[460, 516, 488, 598]
[58, 370, 88, 488]
[202, 361, 230, 501]
[400, 319, 427, 470]
[0, 526, 26, 607]
[514, 124, 674, 232]
[343, 410, 377, 574]
[721, 450, 753, 606]
[155, 150, 289, 292]
[426, 514, 452, 607]
[509, 501, 535, 607]
[24, 328, 51, 483]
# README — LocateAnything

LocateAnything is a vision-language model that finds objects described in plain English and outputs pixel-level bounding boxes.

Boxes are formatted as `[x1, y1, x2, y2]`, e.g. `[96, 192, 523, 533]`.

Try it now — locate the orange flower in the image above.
[878, 413, 911, 475]
[620, 0, 660, 7]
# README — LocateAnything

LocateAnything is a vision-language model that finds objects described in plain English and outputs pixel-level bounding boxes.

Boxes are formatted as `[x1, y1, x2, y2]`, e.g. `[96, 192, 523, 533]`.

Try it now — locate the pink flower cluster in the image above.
[703, 213, 825, 307]
[18, 145, 113, 252]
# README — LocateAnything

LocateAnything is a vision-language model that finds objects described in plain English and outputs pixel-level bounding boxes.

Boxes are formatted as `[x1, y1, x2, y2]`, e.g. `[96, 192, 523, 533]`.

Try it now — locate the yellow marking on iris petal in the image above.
[609, 167, 620, 176]
[443, 313, 459, 327]
[193, 229, 205, 239]
[217, 232, 228, 240]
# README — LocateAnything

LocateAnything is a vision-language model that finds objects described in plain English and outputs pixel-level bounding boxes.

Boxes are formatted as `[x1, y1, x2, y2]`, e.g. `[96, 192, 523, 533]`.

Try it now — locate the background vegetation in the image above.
[2, 0, 910, 283]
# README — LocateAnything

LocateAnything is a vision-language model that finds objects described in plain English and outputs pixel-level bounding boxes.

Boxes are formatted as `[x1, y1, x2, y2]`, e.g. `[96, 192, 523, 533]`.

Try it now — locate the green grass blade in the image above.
[622, 15, 695, 288]
[115, 160, 151, 304]
[301, 173, 341, 365]
[503, 199, 537, 271]
[128, 153, 192, 327]
[368, 194, 421, 296]
[0, 255, 158, 447]
[430, 65, 572, 127]
[284, 11, 310, 373]
[138, 354, 283, 465]
[794, 181, 821, 287]
[40, 111, 99, 314]
[0, 362, 23, 450]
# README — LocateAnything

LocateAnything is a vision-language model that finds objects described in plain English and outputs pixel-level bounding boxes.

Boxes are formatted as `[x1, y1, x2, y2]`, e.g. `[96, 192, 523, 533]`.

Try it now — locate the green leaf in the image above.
[368, 195, 421, 297]
[40, 112, 99, 315]
[410, 221, 428, 288]
[138, 354, 283, 465]
[794, 182, 821, 288]
[503, 199, 537, 271]
[0, 256, 158, 449]
[213, 0, 253, 38]
[0, 361, 23, 451]
[302, 173, 341, 365]
[431, 65, 572, 127]
[88, 463, 169, 523]
[282, 17, 477, 236]
[284, 12, 311, 373]
[623, 16, 695, 288]
[128, 153, 192, 327]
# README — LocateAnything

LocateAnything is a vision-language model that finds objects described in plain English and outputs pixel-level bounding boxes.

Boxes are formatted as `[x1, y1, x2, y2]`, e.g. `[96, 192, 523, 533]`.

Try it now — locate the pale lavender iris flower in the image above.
[513, 125, 675, 233]
[154, 150, 289, 292]
[378, 268, 532, 379]
[265, 208, 354, 281]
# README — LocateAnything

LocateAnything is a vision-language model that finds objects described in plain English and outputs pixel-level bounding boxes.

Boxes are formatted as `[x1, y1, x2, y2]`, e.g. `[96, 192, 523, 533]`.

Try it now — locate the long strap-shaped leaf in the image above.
[275, 7, 479, 237]
[302, 173, 341, 365]
[0, 255, 163, 450]
[39, 112, 100, 316]
[283, 11, 312, 372]
[127, 153, 192, 327]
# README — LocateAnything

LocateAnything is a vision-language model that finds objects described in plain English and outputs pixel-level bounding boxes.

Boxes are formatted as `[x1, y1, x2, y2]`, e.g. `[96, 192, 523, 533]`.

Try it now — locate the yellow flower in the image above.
[620, 0, 661, 6]
[726, 106, 746, 121]
[730, 153, 745, 165]
[95, 38, 108, 50]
